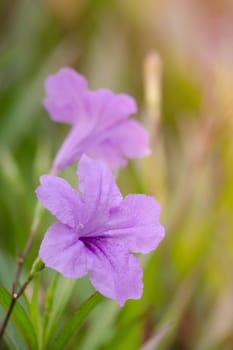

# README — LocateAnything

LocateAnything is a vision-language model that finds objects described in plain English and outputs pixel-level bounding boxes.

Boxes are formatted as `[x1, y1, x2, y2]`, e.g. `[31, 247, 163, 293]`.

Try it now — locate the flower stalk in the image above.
[0, 165, 57, 343]
[0, 257, 45, 343]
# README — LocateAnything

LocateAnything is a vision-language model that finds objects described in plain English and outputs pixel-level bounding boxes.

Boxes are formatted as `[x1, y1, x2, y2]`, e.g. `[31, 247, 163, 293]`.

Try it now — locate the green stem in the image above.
[0, 258, 44, 344]
[0, 167, 58, 343]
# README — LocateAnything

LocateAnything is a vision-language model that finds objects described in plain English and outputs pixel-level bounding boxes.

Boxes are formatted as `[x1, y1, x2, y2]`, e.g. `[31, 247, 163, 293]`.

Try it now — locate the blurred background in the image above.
[0, 0, 233, 349]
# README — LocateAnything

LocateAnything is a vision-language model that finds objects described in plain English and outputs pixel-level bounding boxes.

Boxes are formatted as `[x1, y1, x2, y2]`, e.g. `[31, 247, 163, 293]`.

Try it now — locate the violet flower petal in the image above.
[36, 175, 82, 227]
[106, 119, 151, 158]
[44, 67, 150, 171]
[37, 155, 165, 305]
[44, 67, 87, 124]
[87, 119, 151, 170]
[39, 222, 89, 278]
[86, 237, 143, 306]
[87, 140, 128, 170]
[52, 124, 89, 171]
[77, 155, 122, 228]
[105, 194, 165, 254]
[85, 89, 137, 131]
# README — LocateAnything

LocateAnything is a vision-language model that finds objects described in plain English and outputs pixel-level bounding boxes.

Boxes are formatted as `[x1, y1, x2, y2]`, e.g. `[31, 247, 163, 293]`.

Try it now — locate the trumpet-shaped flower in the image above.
[44, 68, 150, 171]
[36, 155, 165, 305]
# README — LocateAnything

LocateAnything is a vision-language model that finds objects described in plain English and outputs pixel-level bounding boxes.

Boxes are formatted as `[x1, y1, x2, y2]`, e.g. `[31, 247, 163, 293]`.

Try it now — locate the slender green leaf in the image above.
[0, 308, 25, 350]
[29, 275, 42, 348]
[43, 275, 77, 346]
[42, 273, 59, 348]
[78, 301, 119, 350]
[0, 285, 37, 349]
[51, 292, 105, 350]
[4, 329, 21, 350]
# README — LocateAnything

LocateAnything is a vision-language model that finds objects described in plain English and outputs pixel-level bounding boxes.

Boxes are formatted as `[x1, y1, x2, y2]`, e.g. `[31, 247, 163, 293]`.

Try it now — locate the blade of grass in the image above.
[51, 292, 104, 350]
[0, 285, 37, 349]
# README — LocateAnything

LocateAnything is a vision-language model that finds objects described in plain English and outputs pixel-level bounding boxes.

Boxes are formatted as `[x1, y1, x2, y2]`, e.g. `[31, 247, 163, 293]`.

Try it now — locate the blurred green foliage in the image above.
[1, 0, 233, 349]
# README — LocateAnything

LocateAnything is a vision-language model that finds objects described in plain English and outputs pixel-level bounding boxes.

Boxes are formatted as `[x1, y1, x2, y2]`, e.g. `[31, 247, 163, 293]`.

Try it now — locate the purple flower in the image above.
[44, 67, 150, 171]
[36, 155, 165, 305]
